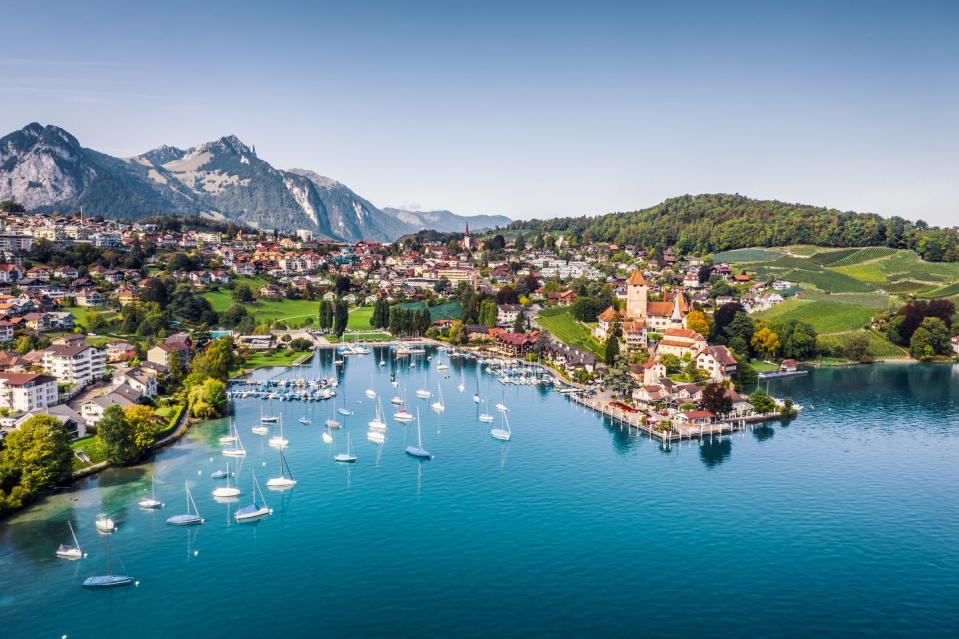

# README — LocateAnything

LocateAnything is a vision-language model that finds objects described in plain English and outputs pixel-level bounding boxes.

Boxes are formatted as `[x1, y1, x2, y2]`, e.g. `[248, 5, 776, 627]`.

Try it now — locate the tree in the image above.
[319, 300, 333, 330]
[512, 308, 526, 333]
[685, 310, 710, 337]
[334, 276, 351, 296]
[748, 388, 776, 414]
[602, 357, 635, 398]
[700, 382, 732, 416]
[124, 405, 159, 455]
[603, 321, 621, 365]
[97, 405, 138, 465]
[333, 301, 349, 337]
[188, 378, 228, 418]
[909, 316, 950, 359]
[843, 334, 873, 362]
[187, 337, 236, 385]
[772, 319, 817, 360]
[0, 414, 72, 495]
[751, 326, 781, 360]
[448, 321, 467, 345]
[0, 199, 25, 212]
[496, 285, 519, 305]
[233, 284, 255, 303]
[713, 302, 746, 340]
[478, 300, 498, 327]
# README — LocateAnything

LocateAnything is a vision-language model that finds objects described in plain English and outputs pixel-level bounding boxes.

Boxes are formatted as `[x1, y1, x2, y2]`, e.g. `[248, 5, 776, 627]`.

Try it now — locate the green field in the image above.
[348, 306, 374, 329]
[232, 349, 309, 374]
[537, 308, 604, 357]
[204, 291, 319, 328]
[326, 332, 393, 343]
[398, 300, 464, 321]
[712, 248, 783, 263]
[65, 306, 119, 328]
[754, 299, 875, 334]
[815, 330, 908, 359]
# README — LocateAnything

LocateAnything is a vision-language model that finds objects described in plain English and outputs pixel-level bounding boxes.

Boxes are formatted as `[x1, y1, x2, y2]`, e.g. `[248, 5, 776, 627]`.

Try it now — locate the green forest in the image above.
[509, 194, 959, 262]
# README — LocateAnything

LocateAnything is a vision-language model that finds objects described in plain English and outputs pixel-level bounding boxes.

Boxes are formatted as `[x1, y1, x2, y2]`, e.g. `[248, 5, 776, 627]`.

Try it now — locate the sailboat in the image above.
[436, 361, 449, 371]
[479, 399, 494, 423]
[82, 538, 134, 588]
[166, 481, 204, 525]
[234, 472, 272, 522]
[218, 417, 237, 444]
[334, 432, 357, 463]
[367, 429, 385, 444]
[298, 405, 312, 425]
[137, 474, 164, 509]
[415, 388, 432, 399]
[337, 387, 353, 416]
[222, 425, 247, 457]
[431, 383, 445, 412]
[473, 369, 481, 403]
[458, 370, 465, 393]
[268, 416, 288, 448]
[322, 429, 333, 444]
[365, 370, 376, 399]
[261, 399, 279, 423]
[495, 394, 510, 413]
[369, 398, 387, 431]
[95, 513, 115, 534]
[266, 449, 297, 488]
[326, 397, 342, 430]
[56, 521, 84, 560]
[405, 409, 433, 459]
[490, 412, 512, 441]
[390, 392, 404, 405]
[212, 461, 241, 498]
[210, 467, 232, 479]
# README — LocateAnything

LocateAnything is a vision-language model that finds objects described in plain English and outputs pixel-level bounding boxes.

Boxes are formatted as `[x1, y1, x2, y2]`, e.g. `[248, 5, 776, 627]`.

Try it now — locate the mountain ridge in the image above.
[0, 123, 511, 242]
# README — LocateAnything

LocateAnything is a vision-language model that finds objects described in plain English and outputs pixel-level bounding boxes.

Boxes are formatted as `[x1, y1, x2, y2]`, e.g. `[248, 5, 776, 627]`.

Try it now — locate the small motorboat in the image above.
[297, 416, 312, 425]
[95, 514, 116, 534]
[210, 469, 232, 479]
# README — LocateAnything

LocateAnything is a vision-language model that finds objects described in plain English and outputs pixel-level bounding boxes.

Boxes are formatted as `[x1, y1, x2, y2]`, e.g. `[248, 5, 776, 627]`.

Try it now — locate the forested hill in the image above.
[509, 194, 959, 262]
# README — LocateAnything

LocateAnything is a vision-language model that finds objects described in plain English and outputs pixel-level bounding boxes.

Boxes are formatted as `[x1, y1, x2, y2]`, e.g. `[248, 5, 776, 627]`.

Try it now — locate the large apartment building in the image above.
[42, 344, 107, 386]
[0, 372, 58, 413]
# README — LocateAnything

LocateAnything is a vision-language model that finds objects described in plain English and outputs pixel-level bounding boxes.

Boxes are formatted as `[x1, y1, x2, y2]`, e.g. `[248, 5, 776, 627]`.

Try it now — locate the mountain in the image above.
[0, 123, 501, 242]
[509, 193, 959, 262]
[381, 207, 510, 233]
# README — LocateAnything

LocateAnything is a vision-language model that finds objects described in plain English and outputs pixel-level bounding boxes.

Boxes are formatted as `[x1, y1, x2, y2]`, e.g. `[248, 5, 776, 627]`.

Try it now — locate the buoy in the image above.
[197, 470, 202, 476]
[83, 552, 88, 558]
[209, 457, 213, 462]
[193, 550, 199, 557]
[134, 581, 140, 586]
[261, 461, 266, 467]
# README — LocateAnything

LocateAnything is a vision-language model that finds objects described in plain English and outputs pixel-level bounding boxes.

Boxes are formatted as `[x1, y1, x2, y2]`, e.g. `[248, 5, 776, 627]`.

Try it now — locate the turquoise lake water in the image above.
[1, 350, 958, 638]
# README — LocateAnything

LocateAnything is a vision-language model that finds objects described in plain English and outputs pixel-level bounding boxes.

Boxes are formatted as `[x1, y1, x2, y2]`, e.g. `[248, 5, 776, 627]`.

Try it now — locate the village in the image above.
[0, 205, 852, 451]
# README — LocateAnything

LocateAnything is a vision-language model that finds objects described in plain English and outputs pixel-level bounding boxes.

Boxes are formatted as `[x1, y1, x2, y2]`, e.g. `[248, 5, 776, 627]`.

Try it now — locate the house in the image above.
[655, 327, 708, 359]
[592, 306, 620, 341]
[106, 341, 137, 363]
[497, 304, 523, 327]
[780, 359, 799, 373]
[113, 367, 157, 397]
[80, 387, 140, 426]
[952, 335, 959, 355]
[0, 320, 14, 342]
[0, 372, 58, 412]
[74, 289, 107, 307]
[42, 344, 107, 386]
[14, 404, 86, 439]
[493, 330, 538, 356]
[116, 286, 139, 306]
[53, 266, 80, 280]
[674, 410, 716, 427]
[235, 335, 275, 350]
[147, 343, 188, 368]
[0, 263, 24, 283]
[548, 342, 597, 373]
[546, 290, 577, 306]
[696, 345, 738, 381]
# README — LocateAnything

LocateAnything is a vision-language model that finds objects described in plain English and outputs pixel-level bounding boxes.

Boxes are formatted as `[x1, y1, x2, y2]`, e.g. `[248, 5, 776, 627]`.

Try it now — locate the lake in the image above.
[1, 349, 957, 638]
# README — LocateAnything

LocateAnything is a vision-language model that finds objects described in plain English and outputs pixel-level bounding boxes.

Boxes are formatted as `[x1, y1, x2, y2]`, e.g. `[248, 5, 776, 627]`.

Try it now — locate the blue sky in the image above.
[1, 0, 956, 225]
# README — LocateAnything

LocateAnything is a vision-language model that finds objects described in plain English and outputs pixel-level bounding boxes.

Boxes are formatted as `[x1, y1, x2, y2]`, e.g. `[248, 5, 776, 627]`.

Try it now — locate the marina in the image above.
[1, 355, 957, 638]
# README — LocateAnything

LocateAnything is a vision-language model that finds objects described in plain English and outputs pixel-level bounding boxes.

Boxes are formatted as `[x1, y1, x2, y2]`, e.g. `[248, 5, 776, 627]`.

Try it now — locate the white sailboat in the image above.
[82, 537, 133, 588]
[56, 521, 84, 560]
[218, 417, 237, 444]
[95, 513, 116, 534]
[334, 432, 357, 463]
[390, 393, 404, 405]
[473, 368, 481, 403]
[137, 474, 164, 509]
[234, 471, 272, 522]
[490, 412, 512, 441]
[405, 409, 433, 459]
[337, 387, 353, 416]
[479, 399, 494, 423]
[458, 370, 465, 393]
[222, 425, 247, 457]
[322, 429, 333, 444]
[266, 449, 297, 488]
[212, 461, 241, 498]
[394, 388, 413, 422]
[365, 370, 376, 399]
[496, 400, 509, 413]
[298, 414, 312, 425]
[367, 429, 385, 444]
[166, 481, 204, 525]
[415, 388, 432, 399]
[368, 398, 387, 431]
[261, 399, 279, 423]
[268, 416, 288, 448]
[326, 398, 342, 430]
[431, 383, 445, 412]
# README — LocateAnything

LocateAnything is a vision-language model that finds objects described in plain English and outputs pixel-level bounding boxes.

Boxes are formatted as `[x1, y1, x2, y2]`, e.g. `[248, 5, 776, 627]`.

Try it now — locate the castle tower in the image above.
[625, 269, 648, 320]
[462, 223, 472, 250]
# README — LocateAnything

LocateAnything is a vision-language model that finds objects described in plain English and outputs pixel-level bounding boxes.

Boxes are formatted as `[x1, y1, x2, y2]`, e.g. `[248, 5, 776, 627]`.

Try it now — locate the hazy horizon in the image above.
[2, 0, 956, 225]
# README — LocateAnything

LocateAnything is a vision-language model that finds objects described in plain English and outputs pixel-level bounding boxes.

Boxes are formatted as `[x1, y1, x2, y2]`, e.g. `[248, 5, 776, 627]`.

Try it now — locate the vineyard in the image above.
[815, 330, 908, 359]
[754, 299, 875, 334]
[536, 308, 604, 357]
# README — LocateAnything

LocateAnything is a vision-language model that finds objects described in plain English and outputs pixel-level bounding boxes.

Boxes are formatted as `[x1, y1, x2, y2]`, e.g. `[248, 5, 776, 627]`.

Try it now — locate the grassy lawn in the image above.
[397, 300, 464, 321]
[232, 349, 309, 374]
[755, 299, 876, 334]
[327, 332, 393, 343]
[749, 359, 780, 372]
[203, 291, 319, 328]
[64, 306, 119, 328]
[348, 306, 374, 330]
[71, 436, 106, 470]
[537, 308, 604, 357]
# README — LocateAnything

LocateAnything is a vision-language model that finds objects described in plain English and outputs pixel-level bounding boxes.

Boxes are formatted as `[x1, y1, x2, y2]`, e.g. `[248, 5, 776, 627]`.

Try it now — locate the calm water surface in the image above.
[1, 350, 958, 638]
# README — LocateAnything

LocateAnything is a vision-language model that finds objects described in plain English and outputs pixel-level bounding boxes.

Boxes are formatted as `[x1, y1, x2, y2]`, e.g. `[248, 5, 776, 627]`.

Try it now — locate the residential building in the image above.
[497, 304, 523, 327]
[42, 344, 107, 386]
[0, 372, 58, 413]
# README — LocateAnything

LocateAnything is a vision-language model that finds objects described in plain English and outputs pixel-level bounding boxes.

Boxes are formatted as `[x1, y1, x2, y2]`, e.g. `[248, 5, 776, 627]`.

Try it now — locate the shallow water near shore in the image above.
[1, 349, 958, 638]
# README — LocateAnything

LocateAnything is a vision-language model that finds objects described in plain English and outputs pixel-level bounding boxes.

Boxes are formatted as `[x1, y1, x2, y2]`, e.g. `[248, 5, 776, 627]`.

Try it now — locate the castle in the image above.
[593, 269, 689, 347]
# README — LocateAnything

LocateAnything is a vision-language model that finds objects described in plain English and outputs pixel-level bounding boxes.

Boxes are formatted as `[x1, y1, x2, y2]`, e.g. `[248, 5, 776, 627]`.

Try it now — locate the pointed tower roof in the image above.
[626, 270, 646, 286]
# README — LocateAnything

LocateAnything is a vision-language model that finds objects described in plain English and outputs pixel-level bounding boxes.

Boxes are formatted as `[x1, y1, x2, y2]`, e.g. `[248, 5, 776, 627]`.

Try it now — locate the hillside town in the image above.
[0, 203, 954, 458]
